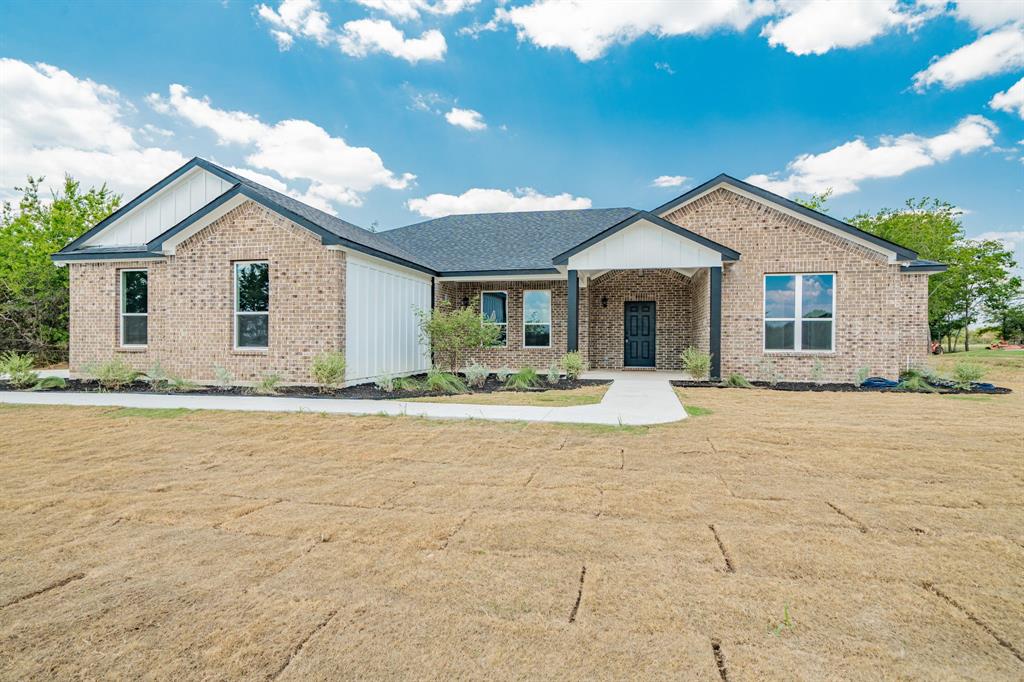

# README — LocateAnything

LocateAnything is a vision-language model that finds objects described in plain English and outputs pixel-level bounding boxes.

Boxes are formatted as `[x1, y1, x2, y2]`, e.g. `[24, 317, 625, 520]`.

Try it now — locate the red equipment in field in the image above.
[930, 341, 944, 355]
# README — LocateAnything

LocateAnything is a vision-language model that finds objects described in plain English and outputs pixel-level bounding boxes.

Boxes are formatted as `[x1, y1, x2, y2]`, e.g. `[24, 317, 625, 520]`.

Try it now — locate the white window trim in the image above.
[119, 268, 148, 348]
[234, 260, 269, 351]
[523, 289, 552, 349]
[480, 290, 508, 348]
[762, 273, 836, 353]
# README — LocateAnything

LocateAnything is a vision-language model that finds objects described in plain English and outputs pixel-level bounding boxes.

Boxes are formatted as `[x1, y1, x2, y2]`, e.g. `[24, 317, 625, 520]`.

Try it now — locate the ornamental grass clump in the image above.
[462, 362, 489, 388]
[0, 351, 39, 390]
[723, 373, 754, 389]
[311, 352, 346, 393]
[252, 372, 282, 395]
[560, 351, 586, 380]
[505, 367, 541, 391]
[393, 376, 422, 392]
[680, 347, 712, 381]
[546, 363, 560, 386]
[86, 358, 141, 391]
[426, 368, 468, 394]
[495, 367, 513, 382]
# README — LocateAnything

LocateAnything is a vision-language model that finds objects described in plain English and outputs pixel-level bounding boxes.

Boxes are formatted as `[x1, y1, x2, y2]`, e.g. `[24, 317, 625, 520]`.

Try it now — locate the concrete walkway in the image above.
[0, 370, 686, 426]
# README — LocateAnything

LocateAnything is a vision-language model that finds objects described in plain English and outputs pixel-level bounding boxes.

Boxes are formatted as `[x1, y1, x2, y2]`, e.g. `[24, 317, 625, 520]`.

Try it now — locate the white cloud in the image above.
[148, 84, 414, 208]
[493, 0, 771, 62]
[354, 0, 478, 21]
[408, 187, 591, 217]
[990, 77, 1024, 119]
[746, 115, 999, 197]
[444, 107, 487, 130]
[651, 175, 688, 188]
[951, 0, 1023, 31]
[654, 61, 675, 75]
[338, 19, 447, 62]
[913, 25, 1024, 90]
[0, 58, 186, 201]
[761, 0, 913, 56]
[975, 229, 1024, 277]
[255, 0, 333, 49]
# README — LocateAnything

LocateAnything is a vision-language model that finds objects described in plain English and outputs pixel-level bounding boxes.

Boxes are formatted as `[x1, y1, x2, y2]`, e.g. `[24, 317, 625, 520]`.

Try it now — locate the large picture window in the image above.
[481, 291, 507, 346]
[523, 290, 551, 348]
[235, 261, 269, 349]
[120, 269, 148, 347]
[764, 273, 834, 352]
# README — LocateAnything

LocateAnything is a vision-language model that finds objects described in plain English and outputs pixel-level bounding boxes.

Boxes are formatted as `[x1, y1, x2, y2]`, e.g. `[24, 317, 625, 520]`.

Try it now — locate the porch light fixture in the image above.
[601, 296, 608, 308]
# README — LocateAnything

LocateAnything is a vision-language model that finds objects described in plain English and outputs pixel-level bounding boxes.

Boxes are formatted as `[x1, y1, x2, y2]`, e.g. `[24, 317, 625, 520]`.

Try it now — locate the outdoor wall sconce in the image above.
[461, 296, 470, 308]
[601, 296, 608, 308]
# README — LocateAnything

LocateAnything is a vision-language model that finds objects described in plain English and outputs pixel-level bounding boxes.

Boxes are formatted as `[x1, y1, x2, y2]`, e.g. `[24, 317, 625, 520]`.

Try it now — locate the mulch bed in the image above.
[0, 375, 611, 401]
[670, 380, 1011, 394]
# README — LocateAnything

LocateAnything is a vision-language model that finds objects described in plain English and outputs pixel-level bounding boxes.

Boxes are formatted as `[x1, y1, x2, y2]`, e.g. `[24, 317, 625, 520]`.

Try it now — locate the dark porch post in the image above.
[709, 266, 722, 380]
[567, 269, 579, 352]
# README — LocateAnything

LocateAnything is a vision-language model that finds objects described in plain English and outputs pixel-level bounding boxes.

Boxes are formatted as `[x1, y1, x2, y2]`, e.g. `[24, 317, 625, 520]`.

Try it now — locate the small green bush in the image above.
[146, 361, 170, 390]
[0, 351, 39, 390]
[375, 374, 396, 392]
[213, 365, 234, 388]
[546, 363, 560, 386]
[252, 373, 282, 395]
[311, 352, 346, 393]
[680, 347, 712, 381]
[426, 368, 468, 394]
[33, 376, 66, 390]
[952, 361, 985, 391]
[167, 376, 198, 393]
[897, 374, 936, 393]
[505, 366, 541, 390]
[86, 358, 141, 390]
[723, 373, 754, 389]
[495, 367, 513, 382]
[462, 362, 489, 388]
[393, 376, 422, 392]
[560, 351, 587, 380]
[853, 366, 870, 386]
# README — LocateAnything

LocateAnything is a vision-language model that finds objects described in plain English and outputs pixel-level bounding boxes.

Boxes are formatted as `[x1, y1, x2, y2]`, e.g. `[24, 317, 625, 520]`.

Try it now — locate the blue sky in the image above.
[1, 0, 1021, 261]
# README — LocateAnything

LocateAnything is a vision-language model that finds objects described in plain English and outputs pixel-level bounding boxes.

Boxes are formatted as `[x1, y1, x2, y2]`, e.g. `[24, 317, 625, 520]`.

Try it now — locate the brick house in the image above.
[54, 158, 945, 384]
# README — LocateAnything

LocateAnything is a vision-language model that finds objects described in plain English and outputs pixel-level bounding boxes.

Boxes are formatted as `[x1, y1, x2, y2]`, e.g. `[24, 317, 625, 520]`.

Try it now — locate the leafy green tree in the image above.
[795, 187, 833, 213]
[0, 176, 120, 362]
[938, 240, 1020, 351]
[415, 296, 502, 371]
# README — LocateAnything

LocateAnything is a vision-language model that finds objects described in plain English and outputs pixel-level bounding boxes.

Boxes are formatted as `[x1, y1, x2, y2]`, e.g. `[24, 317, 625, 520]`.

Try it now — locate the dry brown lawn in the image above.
[406, 383, 609, 406]
[1, 353, 1022, 680]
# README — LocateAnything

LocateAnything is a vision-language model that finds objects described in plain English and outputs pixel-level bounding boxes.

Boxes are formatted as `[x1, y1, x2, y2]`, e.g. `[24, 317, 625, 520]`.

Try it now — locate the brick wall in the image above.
[68, 201, 346, 384]
[663, 188, 929, 381]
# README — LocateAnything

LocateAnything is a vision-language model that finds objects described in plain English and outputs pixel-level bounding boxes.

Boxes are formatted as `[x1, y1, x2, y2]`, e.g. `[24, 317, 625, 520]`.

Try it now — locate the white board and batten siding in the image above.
[566, 219, 723, 271]
[86, 168, 234, 246]
[345, 254, 432, 384]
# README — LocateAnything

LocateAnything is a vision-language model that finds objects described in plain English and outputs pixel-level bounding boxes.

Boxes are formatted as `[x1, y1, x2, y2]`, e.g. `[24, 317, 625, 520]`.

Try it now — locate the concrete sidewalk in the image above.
[0, 371, 686, 426]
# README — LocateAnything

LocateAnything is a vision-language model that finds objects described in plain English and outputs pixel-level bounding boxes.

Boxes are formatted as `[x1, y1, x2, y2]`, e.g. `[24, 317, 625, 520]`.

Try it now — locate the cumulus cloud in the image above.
[975, 229, 1024, 277]
[408, 187, 591, 217]
[951, 0, 1023, 32]
[990, 77, 1024, 119]
[746, 115, 999, 197]
[444, 107, 487, 131]
[913, 25, 1024, 90]
[354, 0, 478, 21]
[147, 84, 414, 209]
[492, 0, 771, 62]
[256, 0, 446, 62]
[651, 175, 688, 188]
[761, 0, 915, 56]
[0, 58, 186, 201]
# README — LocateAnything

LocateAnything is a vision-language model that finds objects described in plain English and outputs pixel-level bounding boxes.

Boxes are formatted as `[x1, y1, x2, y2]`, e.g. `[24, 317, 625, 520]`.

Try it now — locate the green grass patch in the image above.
[942, 395, 994, 402]
[106, 407, 193, 419]
[684, 405, 713, 417]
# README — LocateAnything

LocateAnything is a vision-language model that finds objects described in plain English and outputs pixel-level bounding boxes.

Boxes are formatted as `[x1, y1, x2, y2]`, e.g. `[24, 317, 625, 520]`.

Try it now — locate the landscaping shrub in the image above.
[897, 374, 937, 393]
[167, 376, 198, 393]
[311, 351, 346, 393]
[0, 351, 39, 389]
[546, 363, 560, 385]
[393, 376, 422, 392]
[213, 365, 234, 388]
[853, 366, 870, 386]
[415, 298, 502, 372]
[723, 373, 754, 388]
[375, 374, 396, 392]
[560, 351, 587, 380]
[252, 373, 281, 395]
[810, 359, 825, 385]
[34, 376, 66, 390]
[505, 367, 541, 390]
[495, 367, 513, 382]
[462, 362, 489, 388]
[85, 358, 141, 390]
[145, 361, 170, 390]
[756, 357, 782, 386]
[680, 347, 712, 381]
[426, 368, 468, 394]
[953, 361, 985, 390]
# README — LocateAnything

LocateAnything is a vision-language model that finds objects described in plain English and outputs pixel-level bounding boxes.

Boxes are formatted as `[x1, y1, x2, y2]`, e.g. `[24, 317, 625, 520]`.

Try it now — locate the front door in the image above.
[624, 301, 656, 367]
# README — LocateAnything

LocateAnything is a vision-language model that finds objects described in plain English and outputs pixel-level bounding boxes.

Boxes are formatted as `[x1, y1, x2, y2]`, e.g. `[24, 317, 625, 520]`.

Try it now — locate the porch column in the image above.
[567, 269, 579, 352]
[709, 266, 722, 380]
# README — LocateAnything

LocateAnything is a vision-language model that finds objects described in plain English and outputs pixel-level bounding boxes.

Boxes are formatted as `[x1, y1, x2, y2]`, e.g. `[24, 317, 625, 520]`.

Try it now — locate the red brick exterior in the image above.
[68, 201, 345, 384]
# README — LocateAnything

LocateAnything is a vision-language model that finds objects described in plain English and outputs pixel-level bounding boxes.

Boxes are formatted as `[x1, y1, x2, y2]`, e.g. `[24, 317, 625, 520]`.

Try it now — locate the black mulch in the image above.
[0, 375, 611, 401]
[670, 380, 1011, 394]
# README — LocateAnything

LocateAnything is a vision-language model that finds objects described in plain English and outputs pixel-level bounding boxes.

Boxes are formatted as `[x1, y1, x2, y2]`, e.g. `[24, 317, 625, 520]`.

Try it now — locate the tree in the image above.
[795, 187, 833, 213]
[415, 296, 502, 371]
[0, 176, 120, 363]
[939, 240, 1020, 351]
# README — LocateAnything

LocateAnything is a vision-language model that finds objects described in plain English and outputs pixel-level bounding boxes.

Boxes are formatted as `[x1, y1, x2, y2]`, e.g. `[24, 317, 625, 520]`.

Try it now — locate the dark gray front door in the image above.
[624, 301, 655, 367]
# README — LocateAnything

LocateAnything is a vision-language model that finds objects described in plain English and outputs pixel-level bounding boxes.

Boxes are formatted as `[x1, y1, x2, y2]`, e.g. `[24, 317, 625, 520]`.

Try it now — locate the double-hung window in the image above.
[234, 261, 269, 349]
[764, 273, 834, 352]
[481, 291, 507, 346]
[120, 269, 148, 347]
[523, 290, 551, 348]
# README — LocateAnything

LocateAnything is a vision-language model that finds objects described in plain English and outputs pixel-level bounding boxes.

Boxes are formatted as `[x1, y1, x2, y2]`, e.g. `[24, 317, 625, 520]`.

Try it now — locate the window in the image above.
[764, 273, 834, 352]
[481, 291, 507, 346]
[234, 261, 269, 349]
[524, 290, 551, 348]
[120, 269, 148, 346]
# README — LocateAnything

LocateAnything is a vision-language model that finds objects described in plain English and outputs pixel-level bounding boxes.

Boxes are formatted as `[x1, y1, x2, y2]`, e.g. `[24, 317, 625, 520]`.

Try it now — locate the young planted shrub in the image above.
[34, 376, 66, 390]
[86, 358, 141, 390]
[0, 351, 39, 389]
[546, 363, 560, 386]
[723, 373, 754, 389]
[680, 347, 712, 381]
[756, 358, 782, 386]
[426, 368, 468, 394]
[505, 367, 541, 390]
[375, 374, 396, 393]
[897, 374, 936, 393]
[810, 359, 825, 385]
[560, 351, 587, 380]
[415, 298, 502, 372]
[252, 372, 282, 395]
[495, 367, 513, 382]
[393, 376, 422, 392]
[167, 375, 198, 393]
[462, 362, 489, 388]
[853, 366, 870, 386]
[953, 361, 985, 391]
[311, 352, 346, 393]
[146, 361, 170, 390]
[213, 365, 234, 388]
